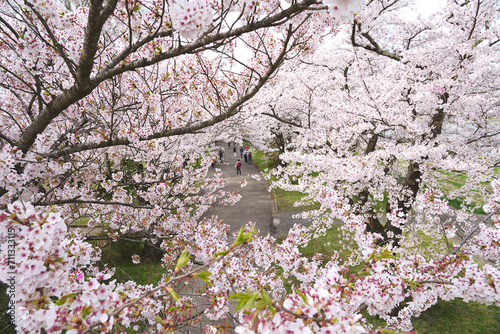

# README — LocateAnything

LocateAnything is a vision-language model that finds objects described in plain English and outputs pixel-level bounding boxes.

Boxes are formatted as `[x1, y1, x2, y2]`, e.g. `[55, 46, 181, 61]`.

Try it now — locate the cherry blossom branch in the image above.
[82, 242, 249, 333]
[95, 0, 319, 82]
[24, 2, 78, 80]
[449, 206, 500, 255]
[0, 14, 19, 41]
[467, 0, 481, 41]
[272, 302, 324, 322]
[13, 0, 320, 159]
[466, 130, 500, 144]
[45, 24, 297, 158]
[0, 131, 16, 147]
[262, 111, 303, 128]
[350, 22, 402, 61]
[418, 280, 453, 285]
[16, 0, 117, 154]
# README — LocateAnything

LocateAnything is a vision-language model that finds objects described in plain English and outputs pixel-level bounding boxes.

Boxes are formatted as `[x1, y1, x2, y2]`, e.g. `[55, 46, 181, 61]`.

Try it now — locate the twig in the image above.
[82, 243, 247, 333]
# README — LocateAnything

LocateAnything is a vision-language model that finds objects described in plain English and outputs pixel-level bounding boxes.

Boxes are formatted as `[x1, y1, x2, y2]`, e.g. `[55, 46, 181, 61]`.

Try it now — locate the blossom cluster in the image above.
[323, 0, 364, 21]
[170, 0, 214, 39]
[0, 202, 174, 333]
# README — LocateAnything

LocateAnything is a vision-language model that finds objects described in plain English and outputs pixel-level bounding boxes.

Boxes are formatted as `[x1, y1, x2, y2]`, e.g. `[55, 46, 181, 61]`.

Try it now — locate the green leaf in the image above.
[193, 270, 212, 286]
[231, 227, 255, 248]
[232, 227, 245, 247]
[407, 279, 422, 290]
[167, 287, 180, 302]
[155, 315, 164, 323]
[175, 250, 190, 273]
[229, 293, 250, 300]
[55, 293, 75, 306]
[82, 305, 93, 318]
[241, 293, 257, 311]
[230, 292, 257, 311]
[118, 291, 127, 300]
[295, 288, 308, 305]
[260, 288, 272, 304]
[379, 248, 398, 259]
[214, 249, 230, 258]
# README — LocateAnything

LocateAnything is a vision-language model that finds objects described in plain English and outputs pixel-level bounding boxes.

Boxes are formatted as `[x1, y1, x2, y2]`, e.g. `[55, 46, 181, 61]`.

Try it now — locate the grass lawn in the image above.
[362, 299, 500, 333]
[112, 260, 165, 285]
[412, 299, 500, 334]
[299, 225, 350, 264]
[272, 187, 320, 212]
[247, 141, 320, 212]
[437, 168, 499, 215]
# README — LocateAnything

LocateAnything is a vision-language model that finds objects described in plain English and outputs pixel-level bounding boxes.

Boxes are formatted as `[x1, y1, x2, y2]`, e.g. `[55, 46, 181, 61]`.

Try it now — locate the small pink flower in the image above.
[132, 254, 141, 264]
[76, 269, 84, 283]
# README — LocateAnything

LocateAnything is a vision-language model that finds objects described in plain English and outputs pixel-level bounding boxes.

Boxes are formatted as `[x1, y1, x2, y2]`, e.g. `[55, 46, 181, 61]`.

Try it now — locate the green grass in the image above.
[436, 169, 495, 215]
[112, 261, 166, 285]
[94, 237, 167, 285]
[249, 145, 280, 172]
[412, 299, 500, 334]
[272, 188, 320, 212]
[246, 141, 320, 212]
[363, 299, 500, 333]
[299, 225, 350, 264]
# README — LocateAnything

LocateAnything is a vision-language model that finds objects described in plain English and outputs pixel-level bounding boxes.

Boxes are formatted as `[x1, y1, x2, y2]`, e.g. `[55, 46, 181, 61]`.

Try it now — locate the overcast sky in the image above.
[414, 0, 447, 16]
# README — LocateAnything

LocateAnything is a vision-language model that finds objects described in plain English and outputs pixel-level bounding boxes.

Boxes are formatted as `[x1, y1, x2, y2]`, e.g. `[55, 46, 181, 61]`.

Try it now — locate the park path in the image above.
[175, 142, 277, 334]
[205, 142, 275, 240]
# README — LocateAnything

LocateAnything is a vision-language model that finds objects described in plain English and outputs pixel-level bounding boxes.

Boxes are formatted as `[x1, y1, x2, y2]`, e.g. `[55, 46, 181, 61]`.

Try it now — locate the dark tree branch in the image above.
[15, 0, 319, 156]
[262, 112, 303, 128]
[467, 0, 481, 40]
[351, 22, 402, 61]
[45, 25, 298, 158]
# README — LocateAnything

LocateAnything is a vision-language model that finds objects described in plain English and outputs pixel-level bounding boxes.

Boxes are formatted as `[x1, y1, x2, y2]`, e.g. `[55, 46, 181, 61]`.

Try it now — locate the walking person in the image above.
[240, 146, 244, 157]
[248, 151, 252, 165]
[233, 147, 237, 157]
[244, 151, 248, 163]
[236, 159, 242, 175]
[218, 150, 224, 163]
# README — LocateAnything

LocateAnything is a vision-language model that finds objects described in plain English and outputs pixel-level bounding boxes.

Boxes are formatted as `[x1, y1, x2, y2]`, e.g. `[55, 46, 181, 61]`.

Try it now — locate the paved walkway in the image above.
[205, 142, 274, 240]
[175, 142, 277, 333]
